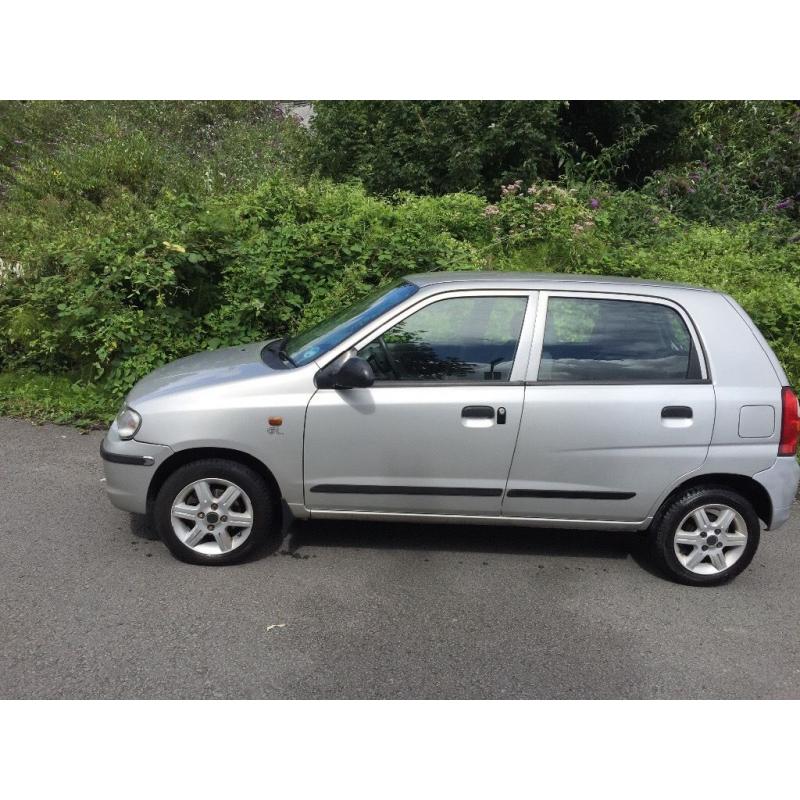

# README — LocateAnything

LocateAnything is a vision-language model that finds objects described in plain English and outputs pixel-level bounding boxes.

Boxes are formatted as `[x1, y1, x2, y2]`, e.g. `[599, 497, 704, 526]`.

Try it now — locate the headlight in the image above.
[116, 406, 142, 440]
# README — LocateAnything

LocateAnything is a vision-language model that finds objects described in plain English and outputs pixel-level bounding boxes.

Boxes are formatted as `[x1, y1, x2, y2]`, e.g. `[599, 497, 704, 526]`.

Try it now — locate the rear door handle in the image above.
[661, 406, 693, 419]
[461, 405, 495, 419]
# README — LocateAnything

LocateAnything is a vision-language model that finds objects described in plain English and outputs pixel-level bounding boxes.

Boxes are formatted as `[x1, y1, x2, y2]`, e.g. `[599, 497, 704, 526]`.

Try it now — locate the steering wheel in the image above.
[378, 336, 402, 380]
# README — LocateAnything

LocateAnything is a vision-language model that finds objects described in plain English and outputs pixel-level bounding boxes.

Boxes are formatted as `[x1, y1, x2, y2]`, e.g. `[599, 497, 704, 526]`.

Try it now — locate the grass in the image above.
[0, 371, 118, 428]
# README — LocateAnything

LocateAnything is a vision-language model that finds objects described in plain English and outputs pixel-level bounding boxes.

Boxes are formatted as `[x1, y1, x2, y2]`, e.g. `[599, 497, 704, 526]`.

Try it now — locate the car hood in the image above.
[126, 341, 274, 405]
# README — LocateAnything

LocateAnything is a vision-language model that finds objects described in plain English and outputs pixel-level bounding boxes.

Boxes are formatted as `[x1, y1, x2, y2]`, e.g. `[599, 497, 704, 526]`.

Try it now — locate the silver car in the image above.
[101, 272, 800, 585]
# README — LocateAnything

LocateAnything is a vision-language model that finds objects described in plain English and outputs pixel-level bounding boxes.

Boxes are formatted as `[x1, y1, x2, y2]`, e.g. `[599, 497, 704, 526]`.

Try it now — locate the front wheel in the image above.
[153, 458, 280, 565]
[649, 486, 760, 586]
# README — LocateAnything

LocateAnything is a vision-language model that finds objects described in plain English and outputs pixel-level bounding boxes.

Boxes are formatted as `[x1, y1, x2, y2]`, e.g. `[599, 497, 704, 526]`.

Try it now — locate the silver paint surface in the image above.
[101, 273, 799, 531]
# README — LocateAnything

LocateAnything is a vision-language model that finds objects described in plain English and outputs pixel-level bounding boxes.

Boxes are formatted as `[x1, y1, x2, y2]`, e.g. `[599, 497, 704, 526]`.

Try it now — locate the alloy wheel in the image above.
[673, 503, 749, 576]
[170, 478, 254, 556]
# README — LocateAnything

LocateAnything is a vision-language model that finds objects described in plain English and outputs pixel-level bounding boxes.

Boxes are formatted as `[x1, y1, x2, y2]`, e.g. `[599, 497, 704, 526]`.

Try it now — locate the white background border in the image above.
[2, 2, 798, 796]
[2, 700, 797, 797]
[2, 0, 798, 99]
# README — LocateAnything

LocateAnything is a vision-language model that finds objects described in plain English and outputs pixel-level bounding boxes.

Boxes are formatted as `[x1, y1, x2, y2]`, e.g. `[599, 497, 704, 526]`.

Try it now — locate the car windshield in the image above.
[283, 280, 419, 367]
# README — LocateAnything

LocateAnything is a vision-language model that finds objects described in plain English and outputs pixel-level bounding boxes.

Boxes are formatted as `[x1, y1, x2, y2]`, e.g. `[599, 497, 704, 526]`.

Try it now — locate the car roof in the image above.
[404, 271, 713, 293]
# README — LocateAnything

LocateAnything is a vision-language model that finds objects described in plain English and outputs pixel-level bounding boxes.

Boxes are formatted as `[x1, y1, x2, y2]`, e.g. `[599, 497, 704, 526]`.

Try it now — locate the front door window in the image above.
[358, 295, 528, 382]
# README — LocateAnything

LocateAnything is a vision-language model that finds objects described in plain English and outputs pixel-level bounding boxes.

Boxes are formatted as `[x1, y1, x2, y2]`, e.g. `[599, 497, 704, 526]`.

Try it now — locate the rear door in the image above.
[503, 291, 715, 523]
[304, 290, 537, 516]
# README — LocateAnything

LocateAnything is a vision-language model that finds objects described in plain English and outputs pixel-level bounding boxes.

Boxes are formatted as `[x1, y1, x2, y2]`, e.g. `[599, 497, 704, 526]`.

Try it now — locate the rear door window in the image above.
[537, 296, 701, 382]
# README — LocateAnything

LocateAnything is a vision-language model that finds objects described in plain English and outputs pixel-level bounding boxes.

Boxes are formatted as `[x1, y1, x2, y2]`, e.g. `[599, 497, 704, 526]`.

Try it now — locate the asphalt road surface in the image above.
[2, 416, 799, 699]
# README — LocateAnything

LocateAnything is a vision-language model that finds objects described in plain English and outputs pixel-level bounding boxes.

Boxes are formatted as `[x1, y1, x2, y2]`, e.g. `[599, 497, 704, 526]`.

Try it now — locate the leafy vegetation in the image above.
[305, 101, 707, 198]
[305, 101, 565, 197]
[1, 100, 799, 426]
[0, 371, 115, 428]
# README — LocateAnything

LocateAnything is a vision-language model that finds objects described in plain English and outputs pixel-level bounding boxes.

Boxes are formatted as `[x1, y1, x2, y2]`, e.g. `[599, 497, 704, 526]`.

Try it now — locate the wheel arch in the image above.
[147, 447, 283, 514]
[652, 473, 773, 530]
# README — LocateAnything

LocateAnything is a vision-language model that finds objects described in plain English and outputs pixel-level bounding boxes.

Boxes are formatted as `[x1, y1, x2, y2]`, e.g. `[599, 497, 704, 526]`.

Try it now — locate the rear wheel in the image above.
[650, 486, 760, 586]
[154, 458, 280, 565]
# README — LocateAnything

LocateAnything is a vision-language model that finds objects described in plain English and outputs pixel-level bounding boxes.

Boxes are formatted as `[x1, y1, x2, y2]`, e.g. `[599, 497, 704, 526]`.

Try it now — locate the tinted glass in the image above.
[538, 297, 696, 382]
[358, 296, 527, 382]
[285, 281, 418, 366]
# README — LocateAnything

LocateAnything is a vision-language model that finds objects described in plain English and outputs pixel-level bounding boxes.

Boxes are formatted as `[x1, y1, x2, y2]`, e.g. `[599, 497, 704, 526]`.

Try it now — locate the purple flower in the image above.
[776, 198, 793, 210]
[589, 197, 600, 210]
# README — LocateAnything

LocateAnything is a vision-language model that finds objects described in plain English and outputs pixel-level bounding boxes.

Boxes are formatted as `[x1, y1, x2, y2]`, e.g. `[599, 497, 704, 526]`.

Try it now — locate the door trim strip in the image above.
[310, 485, 634, 500]
[505, 489, 636, 500]
[310, 484, 503, 497]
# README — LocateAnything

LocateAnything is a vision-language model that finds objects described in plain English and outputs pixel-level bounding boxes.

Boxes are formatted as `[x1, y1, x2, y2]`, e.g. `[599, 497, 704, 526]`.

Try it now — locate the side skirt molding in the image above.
[307, 508, 651, 531]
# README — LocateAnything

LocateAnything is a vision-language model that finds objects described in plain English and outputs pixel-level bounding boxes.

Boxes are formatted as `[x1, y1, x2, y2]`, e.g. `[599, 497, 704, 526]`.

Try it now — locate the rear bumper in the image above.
[100, 427, 172, 514]
[753, 457, 800, 530]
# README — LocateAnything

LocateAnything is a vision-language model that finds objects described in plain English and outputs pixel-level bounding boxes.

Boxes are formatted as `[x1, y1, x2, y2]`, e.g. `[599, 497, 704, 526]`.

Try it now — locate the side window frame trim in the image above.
[318, 288, 538, 387]
[525, 290, 710, 384]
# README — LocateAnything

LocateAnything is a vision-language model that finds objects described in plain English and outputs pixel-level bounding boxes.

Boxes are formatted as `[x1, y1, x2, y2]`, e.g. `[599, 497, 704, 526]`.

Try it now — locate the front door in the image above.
[304, 291, 536, 516]
[503, 292, 716, 523]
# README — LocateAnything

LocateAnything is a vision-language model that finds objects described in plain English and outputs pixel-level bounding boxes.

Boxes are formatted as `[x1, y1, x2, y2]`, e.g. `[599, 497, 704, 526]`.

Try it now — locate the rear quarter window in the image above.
[537, 296, 701, 382]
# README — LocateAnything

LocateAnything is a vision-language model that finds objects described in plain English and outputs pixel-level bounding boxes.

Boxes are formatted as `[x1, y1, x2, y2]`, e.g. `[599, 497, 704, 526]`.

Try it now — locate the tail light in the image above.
[779, 386, 800, 456]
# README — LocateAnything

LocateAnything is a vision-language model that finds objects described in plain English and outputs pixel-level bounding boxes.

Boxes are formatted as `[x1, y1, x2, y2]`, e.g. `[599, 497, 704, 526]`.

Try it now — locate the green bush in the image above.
[305, 101, 565, 198]
[0, 100, 305, 195]
[1, 101, 799, 427]
[0, 371, 116, 427]
[640, 102, 800, 224]
[3, 172, 799, 425]
[305, 101, 698, 198]
[0, 176, 494, 398]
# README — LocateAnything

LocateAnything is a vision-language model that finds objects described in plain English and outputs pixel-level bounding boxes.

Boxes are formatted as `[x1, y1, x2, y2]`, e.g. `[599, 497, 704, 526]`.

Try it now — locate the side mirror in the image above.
[334, 356, 374, 389]
[317, 355, 374, 389]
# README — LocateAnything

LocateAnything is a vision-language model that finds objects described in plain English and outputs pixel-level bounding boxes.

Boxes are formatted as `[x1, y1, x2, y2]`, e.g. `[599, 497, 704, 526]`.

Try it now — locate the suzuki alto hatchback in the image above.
[101, 272, 800, 585]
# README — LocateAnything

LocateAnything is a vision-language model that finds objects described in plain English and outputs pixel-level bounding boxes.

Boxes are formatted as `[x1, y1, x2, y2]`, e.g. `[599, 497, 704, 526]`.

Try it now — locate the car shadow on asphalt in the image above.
[282, 518, 661, 576]
[128, 510, 661, 578]
[129, 513, 159, 542]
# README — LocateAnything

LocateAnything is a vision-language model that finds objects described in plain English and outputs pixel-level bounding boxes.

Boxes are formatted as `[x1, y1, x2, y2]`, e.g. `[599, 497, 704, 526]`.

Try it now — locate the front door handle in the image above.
[461, 405, 495, 419]
[661, 406, 693, 419]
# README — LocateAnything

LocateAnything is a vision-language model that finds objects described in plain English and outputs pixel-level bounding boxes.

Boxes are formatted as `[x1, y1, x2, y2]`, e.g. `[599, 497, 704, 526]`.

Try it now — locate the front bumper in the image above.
[100, 425, 172, 514]
[754, 457, 800, 530]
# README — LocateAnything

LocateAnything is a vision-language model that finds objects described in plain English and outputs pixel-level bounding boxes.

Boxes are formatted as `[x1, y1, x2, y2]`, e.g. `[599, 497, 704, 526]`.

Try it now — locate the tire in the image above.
[649, 485, 760, 586]
[153, 458, 281, 565]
